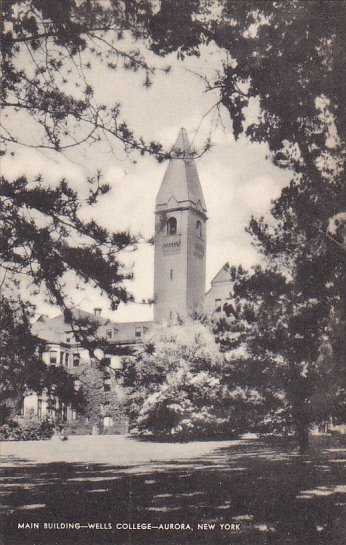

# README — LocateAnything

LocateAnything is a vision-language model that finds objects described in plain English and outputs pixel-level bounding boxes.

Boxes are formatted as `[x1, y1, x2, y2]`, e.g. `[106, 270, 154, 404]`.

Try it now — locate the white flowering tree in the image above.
[123, 322, 223, 438]
[123, 321, 269, 439]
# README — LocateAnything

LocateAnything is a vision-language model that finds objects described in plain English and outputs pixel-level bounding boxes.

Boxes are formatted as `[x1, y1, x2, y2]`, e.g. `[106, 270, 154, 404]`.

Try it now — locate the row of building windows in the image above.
[105, 326, 143, 339]
[49, 351, 80, 367]
[49, 352, 124, 370]
[35, 396, 113, 424]
[64, 325, 146, 343]
[37, 398, 68, 420]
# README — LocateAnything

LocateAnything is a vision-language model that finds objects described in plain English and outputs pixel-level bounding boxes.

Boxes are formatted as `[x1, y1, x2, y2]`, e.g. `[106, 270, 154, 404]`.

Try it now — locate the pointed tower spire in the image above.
[154, 128, 207, 324]
[156, 128, 207, 214]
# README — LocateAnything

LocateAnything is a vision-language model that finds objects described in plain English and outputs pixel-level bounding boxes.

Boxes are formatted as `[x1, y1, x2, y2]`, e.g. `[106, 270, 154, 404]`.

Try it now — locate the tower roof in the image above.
[156, 128, 207, 213]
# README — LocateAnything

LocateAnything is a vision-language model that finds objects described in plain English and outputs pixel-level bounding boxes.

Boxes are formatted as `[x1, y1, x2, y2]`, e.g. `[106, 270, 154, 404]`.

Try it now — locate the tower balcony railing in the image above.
[162, 233, 181, 254]
[162, 232, 181, 238]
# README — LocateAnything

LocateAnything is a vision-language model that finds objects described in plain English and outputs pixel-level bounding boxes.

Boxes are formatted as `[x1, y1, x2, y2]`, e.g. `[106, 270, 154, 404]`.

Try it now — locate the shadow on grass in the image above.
[0, 439, 345, 545]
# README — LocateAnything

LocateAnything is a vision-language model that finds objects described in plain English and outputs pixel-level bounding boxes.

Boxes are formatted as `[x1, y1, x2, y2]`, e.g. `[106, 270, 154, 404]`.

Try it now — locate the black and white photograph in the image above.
[0, 1, 345, 544]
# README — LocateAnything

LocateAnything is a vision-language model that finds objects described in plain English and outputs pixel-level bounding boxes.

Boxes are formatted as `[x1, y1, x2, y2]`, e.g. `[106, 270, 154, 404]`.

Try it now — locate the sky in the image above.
[2, 41, 292, 322]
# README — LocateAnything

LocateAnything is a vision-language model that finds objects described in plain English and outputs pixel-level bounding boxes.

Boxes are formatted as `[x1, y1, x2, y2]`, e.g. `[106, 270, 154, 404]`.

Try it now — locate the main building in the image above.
[28, 129, 234, 426]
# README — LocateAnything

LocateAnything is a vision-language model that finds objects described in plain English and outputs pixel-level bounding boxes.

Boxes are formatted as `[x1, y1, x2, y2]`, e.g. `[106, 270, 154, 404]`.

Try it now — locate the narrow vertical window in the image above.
[196, 220, 202, 238]
[37, 399, 42, 418]
[73, 353, 80, 367]
[170, 269, 173, 280]
[167, 217, 177, 235]
[49, 351, 57, 365]
[103, 371, 111, 392]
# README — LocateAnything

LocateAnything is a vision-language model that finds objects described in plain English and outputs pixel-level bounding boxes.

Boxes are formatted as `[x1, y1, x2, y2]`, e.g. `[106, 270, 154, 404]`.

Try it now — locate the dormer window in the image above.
[196, 220, 202, 238]
[167, 216, 177, 235]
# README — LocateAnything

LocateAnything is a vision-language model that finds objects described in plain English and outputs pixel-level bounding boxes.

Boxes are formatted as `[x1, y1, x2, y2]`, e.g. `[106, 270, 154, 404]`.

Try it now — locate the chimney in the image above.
[94, 308, 102, 317]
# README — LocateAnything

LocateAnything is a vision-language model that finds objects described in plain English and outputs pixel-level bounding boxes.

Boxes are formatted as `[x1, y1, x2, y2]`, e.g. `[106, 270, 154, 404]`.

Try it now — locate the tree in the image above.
[1, 1, 210, 159]
[212, 254, 345, 453]
[211, 268, 291, 438]
[145, 0, 345, 251]
[0, 174, 137, 309]
[245, 193, 345, 451]
[1, 0, 171, 158]
[1, 0, 163, 420]
[123, 321, 266, 439]
[143, 0, 345, 450]
[0, 295, 79, 425]
[123, 322, 222, 438]
[73, 363, 126, 433]
[1, 0, 211, 333]
[0, 171, 141, 422]
[146, 1, 345, 184]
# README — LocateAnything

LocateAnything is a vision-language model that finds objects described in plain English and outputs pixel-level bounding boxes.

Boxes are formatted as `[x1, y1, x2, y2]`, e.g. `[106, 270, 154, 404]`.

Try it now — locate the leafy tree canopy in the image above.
[212, 254, 345, 452]
[145, 1, 345, 242]
[123, 322, 271, 439]
[0, 173, 136, 311]
[147, 1, 345, 163]
[0, 170, 137, 418]
[1, 0, 170, 158]
[142, 0, 345, 450]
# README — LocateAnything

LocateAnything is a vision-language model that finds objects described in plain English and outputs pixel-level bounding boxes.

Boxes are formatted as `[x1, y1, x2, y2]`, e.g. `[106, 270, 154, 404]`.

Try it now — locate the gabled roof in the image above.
[210, 265, 233, 285]
[156, 128, 207, 212]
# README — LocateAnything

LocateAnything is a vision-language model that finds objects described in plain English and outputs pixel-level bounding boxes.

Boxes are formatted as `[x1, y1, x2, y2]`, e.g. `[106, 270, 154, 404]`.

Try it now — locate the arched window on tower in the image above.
[196, 220, 202, 238]
[167, 216, 177, 235]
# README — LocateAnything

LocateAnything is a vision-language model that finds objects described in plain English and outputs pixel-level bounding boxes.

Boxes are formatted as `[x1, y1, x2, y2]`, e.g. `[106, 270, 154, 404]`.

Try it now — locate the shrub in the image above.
[0, 416, 54, 440]
[124, 323, 230, 439]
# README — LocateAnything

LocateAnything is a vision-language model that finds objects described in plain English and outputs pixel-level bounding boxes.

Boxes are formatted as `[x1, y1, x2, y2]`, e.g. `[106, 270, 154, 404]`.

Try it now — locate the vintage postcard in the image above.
[1, 1, 345, 544]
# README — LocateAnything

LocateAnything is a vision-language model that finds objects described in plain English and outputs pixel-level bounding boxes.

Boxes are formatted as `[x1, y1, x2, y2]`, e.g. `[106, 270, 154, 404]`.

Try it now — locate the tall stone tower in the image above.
[154, 128, 207, 323]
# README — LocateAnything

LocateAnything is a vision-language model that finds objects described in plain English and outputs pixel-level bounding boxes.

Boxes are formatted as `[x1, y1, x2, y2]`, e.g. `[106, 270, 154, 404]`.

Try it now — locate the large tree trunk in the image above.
[296, 420, 310, 454]
[289, 364, 311, 454]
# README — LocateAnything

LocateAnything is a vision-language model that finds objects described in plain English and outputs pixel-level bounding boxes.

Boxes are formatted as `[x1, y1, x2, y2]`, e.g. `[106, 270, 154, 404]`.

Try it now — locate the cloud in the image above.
[3, 44, 292, 322]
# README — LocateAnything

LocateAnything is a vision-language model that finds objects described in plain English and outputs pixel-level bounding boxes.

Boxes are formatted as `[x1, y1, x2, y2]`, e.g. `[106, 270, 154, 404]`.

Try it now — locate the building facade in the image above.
[25, 128, 233, 428]
[204, 264, 235, 314]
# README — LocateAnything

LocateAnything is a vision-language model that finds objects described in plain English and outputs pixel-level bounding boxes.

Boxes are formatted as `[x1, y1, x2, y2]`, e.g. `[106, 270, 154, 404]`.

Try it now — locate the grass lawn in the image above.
[0, 435, 345, 545]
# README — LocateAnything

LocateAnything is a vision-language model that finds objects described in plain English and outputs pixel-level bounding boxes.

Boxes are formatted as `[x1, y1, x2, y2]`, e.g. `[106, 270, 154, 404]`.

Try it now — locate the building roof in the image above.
[156, 128, 207, 213]
[210, 265, 233, 285]
[32, 309, 153, 346]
